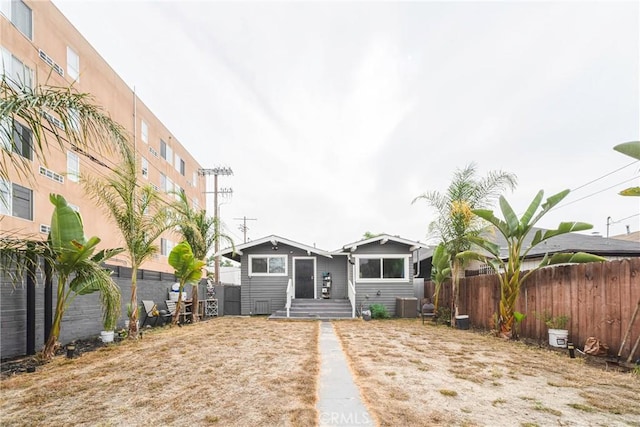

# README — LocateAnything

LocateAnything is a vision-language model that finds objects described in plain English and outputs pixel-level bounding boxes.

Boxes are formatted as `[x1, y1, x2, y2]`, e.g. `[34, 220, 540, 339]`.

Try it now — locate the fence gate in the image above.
[224, 286, 241, 315]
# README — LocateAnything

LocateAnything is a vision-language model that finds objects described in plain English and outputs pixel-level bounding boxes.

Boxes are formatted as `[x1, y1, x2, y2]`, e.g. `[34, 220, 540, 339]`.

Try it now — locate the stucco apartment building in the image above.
[1, 0, 205, 273]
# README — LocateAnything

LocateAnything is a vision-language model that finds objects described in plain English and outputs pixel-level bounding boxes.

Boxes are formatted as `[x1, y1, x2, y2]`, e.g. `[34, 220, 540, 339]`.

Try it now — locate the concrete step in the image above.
[269, 299, 355, 320]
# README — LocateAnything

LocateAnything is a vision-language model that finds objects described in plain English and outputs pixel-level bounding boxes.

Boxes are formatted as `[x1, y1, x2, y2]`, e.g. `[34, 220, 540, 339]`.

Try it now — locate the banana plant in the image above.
[42, 194, 123, 360]
[613, 141, 640, 196]
[168, 241, 206, 326]
[430, 243, 451, 312]
[459, 189, 606, 338]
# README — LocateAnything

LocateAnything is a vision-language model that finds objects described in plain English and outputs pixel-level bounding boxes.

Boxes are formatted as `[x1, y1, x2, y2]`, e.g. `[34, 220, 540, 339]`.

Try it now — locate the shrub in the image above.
[369, 303, 390, 319]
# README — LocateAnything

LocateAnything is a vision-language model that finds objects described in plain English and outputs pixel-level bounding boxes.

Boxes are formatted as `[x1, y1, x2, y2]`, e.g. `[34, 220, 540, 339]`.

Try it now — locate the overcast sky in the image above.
[53, 0, 639, 250]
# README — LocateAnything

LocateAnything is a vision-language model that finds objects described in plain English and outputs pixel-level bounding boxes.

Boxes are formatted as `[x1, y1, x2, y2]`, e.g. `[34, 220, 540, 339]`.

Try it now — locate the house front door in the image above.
[294, 258, 315, 299]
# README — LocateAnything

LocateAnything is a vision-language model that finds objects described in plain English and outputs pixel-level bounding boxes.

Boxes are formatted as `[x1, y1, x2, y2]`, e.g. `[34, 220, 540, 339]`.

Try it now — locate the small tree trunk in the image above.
[42, 276, 66, 360]
[128, 268, 139, 339]
[172, 285, 183, 326]
[191, 283, 199, 323]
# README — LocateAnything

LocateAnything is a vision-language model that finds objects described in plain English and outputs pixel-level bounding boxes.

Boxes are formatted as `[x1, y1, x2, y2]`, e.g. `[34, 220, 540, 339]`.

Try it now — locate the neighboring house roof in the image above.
[339, 234, 431, 253]
[484, 227, 640, 259]
[219, 235, 333, 262]
[610, 231, 640, 243]
[416, 228, 640, 262]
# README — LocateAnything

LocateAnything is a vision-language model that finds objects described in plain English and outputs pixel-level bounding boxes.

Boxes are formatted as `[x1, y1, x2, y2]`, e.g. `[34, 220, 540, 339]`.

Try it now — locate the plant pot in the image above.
[455, 315, 470, 330]
[548, 328, 568, 348]
[100, 330, 115, 343]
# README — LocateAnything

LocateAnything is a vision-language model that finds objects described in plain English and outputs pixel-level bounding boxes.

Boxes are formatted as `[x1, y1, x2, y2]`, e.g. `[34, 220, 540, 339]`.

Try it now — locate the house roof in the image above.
[416, 227, 640, 262]
[219, 235, 333, 262]
[339, 234, 431, 253]
[487, 227, 640, 259]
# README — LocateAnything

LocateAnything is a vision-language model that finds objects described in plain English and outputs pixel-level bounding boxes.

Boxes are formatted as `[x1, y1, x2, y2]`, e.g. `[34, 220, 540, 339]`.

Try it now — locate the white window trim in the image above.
[67, 46, 79, 81]
[354, 254, 410, 282]
[67, 150, 80, 182]
[141, 156, 149, 179]
[141, 120, 148, 143]
[248, 254, 288, 277]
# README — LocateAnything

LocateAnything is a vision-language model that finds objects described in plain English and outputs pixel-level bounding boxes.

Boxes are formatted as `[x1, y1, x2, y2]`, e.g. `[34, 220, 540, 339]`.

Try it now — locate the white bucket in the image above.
[548, 329, 568, 348]
[100, 330, 115, 343]
[169, 292, 187, 301]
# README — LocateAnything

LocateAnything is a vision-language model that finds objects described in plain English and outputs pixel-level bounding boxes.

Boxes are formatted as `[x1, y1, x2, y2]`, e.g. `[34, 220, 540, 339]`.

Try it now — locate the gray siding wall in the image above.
[239, 242, 345, 314]
[352, 241, 415, 316]
[317, 255, 348, 299]
[1, 264, 182, 359]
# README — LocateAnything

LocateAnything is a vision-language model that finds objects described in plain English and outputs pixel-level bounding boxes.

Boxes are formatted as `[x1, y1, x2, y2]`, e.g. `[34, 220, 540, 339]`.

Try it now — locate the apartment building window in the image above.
[166, 177, 174, 193]
[160, 173, 166, 192]
[192, 171, 197, 188]
[141, 120, 148, 143]
[1, 47, 33, 88]
[160, 238, 174, 256]
[67, 150, 80, 182]
[1, 0, 32, 40]
[160, 139, 167, 159]
[0, 180, 33, 220]
[0, 119, 32, 160]
[66, 46, 79, 81]
[141, 156, 149, 178]
[67, 108, 80, 132]
[174, 154, 185, 176]
[174, 185, 182, 200]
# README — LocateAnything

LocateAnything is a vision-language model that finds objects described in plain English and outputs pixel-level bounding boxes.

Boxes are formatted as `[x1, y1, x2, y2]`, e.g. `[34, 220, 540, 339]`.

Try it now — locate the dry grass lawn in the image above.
[2, 317, 639, 427]
[1, 317, 319, 426]
[334, 319, 640, 427]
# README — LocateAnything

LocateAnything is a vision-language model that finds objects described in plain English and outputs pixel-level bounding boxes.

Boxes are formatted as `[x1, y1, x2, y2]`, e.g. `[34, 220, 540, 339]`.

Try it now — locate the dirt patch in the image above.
[333, 319, 640, 427]
[1, 318, 319, 426]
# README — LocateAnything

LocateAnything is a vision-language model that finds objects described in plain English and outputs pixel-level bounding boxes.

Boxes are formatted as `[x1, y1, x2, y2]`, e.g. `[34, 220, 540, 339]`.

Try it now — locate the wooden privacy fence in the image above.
[425, 258, 640, 359]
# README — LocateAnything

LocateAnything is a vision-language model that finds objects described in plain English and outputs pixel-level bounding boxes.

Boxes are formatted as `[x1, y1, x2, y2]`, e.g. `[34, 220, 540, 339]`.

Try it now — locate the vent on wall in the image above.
[38, 49, 64, 77]
[255, 300, 270, 315]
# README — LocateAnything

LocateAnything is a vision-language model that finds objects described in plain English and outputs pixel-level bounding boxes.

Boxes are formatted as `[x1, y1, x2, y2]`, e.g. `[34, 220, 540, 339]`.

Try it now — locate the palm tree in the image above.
[42, 194, 122, 360]
[1, 76, 130, 346]
[168, 241, 206, 326]
[171, 190, 233, 322]
[413, 163, 517, 324]
[1, 75, 128, 183]
[463, 190, 606, 338]
[83, 146, 172, 338]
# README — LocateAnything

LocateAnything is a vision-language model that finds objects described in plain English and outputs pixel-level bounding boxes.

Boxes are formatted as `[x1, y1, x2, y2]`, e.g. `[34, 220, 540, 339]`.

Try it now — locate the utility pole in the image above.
[234, 216, 257, 243]
[199, 167, 233, 284]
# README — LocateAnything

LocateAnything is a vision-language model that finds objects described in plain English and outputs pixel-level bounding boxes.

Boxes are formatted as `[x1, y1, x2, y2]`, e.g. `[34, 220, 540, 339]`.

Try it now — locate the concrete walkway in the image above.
[317, 321, 374, 426]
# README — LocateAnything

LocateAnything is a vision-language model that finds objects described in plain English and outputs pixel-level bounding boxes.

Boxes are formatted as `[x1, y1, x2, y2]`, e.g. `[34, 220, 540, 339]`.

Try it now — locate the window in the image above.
[356, 255, 408, 281]
[249, 255, 287, 276]
[141, 120, 148, 143]
[174, 185, 182, 200]
[1, 0, 32, 39]
[159, 173, 166, 192]
[192, 171, 197, 188]
[141, 156, 148, 178]
[160, 139, 173, 163]
[67, 150, 80, 182]
[67, 108, 80, 132]
[0, 180, 33, 220]
[1, 47, 33, 88]
[11, 120, 32, 160]
[66, 46, 79, 81]
[174, 154, 185, 175]
[161, 238, 174, 256]
[166, 177, 174, 193]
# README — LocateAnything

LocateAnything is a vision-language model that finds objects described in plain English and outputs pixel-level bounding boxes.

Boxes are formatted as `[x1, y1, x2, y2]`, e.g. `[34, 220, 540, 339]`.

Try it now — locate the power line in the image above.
[571, 160, 638, 192]
[553, 175, 639, 210]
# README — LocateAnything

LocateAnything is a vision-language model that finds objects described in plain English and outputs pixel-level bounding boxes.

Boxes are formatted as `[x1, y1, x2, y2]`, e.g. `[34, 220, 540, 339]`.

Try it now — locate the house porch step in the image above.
[269, 298, 355, 320]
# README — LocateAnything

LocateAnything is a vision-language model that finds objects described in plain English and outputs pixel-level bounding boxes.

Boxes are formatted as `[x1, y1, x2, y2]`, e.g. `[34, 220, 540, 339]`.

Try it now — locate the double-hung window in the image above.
[67, 150, 80, 182]
[1, 118, 32, 160]
[141, 120, 148, 143]
[160, 238, 174, 256]
[0, 180, 33, 220]
[141, 156, 148, 178]
[249, 255, 287, 276]
[67, 46, 79, 81]
[356, 255, 409, 281]
[1, 47, 33, 89]
[1, 0, 32, 39]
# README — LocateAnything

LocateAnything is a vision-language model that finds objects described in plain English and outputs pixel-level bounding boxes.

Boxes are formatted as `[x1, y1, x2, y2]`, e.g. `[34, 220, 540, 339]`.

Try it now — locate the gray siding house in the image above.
[220, 234, 429, 317]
